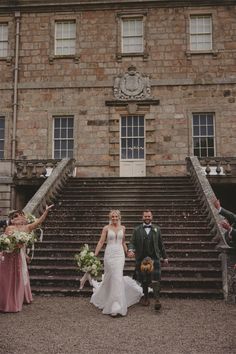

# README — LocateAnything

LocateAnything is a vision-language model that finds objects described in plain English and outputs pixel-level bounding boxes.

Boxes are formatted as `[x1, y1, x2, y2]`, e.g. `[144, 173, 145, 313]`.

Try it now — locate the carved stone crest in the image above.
[114, 65, 151, 100]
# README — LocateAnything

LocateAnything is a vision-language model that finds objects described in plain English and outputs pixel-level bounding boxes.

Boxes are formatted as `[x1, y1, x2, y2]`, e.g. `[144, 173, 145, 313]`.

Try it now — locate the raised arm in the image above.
[26, 204, 54, 232]
[94, 226, 108, 256]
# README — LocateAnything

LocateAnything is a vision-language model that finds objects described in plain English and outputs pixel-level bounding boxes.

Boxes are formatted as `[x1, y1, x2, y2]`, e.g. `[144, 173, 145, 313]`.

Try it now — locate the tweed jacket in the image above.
[129, 224, 167, 261]
[219, 208, 236, 247]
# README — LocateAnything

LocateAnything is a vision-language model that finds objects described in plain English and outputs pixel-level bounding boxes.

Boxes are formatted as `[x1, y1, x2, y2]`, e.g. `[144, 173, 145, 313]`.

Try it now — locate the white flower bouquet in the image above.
[0, 234, 12, 252]
[75, 244, 102, 277]
[75, 244, 102, 290]
[0, 231, 36, 253]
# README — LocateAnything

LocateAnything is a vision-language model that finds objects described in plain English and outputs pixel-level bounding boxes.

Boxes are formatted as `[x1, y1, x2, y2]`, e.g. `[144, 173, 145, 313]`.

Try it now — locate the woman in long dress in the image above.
[90, 210, 143, 316]
[0, 205, 53, 313]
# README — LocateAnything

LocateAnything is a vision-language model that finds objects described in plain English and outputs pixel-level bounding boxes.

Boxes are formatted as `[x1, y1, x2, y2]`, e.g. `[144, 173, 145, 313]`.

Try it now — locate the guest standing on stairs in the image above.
[127, 209, 168, 311]
[213, 199, 236, 248]
[0, 204, 53, 313]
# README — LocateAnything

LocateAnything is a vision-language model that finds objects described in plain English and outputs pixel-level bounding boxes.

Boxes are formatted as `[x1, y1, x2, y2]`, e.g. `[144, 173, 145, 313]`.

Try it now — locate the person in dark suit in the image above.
[0, 209, 11, 230]
[127, 209, 168, 311]
[214, 199, 236, 248]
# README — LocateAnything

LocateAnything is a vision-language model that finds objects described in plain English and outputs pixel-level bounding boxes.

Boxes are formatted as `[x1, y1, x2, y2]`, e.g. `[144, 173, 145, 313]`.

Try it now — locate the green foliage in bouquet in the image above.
[0, 231, 36, 252]
[74, 244, 102, 277]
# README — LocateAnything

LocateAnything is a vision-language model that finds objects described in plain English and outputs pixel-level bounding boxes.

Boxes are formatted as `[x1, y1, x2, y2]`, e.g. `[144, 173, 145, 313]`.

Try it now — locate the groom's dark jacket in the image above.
[129, 224, 167, 261]
[219, 207, 236, 247]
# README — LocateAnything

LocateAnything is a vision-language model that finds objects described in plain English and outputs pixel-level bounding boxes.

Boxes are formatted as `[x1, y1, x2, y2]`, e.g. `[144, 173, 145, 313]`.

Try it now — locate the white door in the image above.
[120, 115, 146, 177]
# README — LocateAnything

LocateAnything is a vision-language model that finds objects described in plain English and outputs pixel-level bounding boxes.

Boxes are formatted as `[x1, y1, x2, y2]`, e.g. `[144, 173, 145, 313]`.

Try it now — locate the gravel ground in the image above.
[0, 296, 235, 354]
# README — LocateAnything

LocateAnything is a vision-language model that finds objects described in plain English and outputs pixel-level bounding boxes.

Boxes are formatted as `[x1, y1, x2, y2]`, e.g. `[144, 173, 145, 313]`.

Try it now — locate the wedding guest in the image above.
[90, 209, 143, 317]
[127, 209, 168, 311]
[0, 208, 10, 230]
[0, 204, 53, 313]
[214, 199, 236, 248]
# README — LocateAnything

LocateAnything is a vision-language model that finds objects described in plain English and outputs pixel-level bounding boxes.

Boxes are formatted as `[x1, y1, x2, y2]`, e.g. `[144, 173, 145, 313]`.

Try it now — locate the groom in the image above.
[127, 209, 168, 310]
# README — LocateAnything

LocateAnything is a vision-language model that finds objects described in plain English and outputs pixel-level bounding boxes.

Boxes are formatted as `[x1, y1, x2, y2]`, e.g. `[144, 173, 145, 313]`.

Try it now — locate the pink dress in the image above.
[0, 249, 32, 312]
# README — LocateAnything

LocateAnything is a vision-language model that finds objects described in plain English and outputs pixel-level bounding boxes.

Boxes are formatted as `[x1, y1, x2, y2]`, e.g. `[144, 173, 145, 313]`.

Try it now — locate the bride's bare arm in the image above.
[94, 226, 108, 256]
[122, 226, 128, 254]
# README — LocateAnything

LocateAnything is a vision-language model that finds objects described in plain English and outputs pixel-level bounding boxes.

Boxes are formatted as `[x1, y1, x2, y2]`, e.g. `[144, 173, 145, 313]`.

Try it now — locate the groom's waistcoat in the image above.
[129, 224, 167, 261]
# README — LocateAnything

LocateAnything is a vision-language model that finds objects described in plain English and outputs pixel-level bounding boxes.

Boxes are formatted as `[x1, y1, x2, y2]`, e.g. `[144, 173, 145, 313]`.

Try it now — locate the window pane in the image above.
[190, 15, 212, 51]
[55, 21, 76, 56]
[0, 23, 8, 57]
[192, 113, 215, 157]
[53, 117, 74, 158]
[120, 115, 145, 160]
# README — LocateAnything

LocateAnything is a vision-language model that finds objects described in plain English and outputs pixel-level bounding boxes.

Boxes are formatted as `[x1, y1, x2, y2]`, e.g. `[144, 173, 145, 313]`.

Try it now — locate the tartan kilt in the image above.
[134, 258, 161, 284]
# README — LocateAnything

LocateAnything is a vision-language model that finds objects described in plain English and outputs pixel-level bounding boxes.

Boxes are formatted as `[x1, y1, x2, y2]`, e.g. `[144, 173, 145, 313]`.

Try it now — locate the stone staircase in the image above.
[29, 176, 223, 298]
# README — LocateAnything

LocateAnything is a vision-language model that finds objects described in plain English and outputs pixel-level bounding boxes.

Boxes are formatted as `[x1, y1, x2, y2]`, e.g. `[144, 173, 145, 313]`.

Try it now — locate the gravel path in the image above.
[0, 296, 235, 354]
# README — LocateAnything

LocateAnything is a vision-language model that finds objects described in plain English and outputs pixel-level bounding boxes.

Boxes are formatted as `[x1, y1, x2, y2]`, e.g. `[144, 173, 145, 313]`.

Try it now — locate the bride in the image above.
[90, 210, 143, 317]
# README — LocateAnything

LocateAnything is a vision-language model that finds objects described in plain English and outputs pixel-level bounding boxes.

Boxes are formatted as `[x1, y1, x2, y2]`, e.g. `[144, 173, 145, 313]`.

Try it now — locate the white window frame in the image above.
[120, 115, 145, 160]
[0, 23, 8, 58]
[192, 112, 215, 158]
[0, 117, 5, 159]
[54, 20, 76, 56]
[121, 17, 143, 54]
[190, 14, 212, 51]
[53, 116, 74, 159]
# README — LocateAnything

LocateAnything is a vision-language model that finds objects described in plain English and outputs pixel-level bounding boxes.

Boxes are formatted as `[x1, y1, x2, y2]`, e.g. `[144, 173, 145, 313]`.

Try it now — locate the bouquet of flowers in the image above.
[0, 230, 36, 253]
[74, 244, 102, 290]
[0, 234, 12, 252]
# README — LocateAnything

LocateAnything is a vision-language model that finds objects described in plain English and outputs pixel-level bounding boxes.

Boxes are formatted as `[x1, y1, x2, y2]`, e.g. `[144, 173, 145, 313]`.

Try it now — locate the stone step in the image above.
[40, 233, 215, 242]
[29, 274, 222, 289]
[30, 285, 223, 299]
[35, 240, 218, 250]
[30, 264, 221, 281]
[44, 220, 210, 228]
[29, 260, 221, 272]
[33, 248, 219, 258]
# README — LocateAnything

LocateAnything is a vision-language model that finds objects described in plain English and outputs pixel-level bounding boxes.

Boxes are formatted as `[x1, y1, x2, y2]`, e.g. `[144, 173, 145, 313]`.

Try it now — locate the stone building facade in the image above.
[0, 0, 235, 177]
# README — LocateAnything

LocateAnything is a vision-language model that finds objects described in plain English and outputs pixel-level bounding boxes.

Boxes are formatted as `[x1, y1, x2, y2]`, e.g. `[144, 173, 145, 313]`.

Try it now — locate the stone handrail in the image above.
[186, 156, 230, 247]
[186, 156, 234, 302]
[23, 158, 75, 216]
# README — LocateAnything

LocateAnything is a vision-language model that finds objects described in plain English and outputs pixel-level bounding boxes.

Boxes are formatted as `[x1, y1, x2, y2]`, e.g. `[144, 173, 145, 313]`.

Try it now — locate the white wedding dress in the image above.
[90, 228, 143, 316]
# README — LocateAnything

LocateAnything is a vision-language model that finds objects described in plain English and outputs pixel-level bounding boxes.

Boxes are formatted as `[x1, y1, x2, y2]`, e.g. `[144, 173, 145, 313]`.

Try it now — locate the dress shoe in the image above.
[139, 296, 150, 306]
[154, 299, 162, 310]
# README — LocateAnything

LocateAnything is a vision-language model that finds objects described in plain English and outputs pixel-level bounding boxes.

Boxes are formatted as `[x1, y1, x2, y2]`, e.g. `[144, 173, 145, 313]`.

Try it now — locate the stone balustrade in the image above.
[14, 159, 61, 179]
[199, 157, 236, 176]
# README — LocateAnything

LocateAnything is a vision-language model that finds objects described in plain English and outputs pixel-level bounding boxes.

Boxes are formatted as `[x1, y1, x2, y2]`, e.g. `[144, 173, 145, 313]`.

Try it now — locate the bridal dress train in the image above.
[90, 228, 143, 316]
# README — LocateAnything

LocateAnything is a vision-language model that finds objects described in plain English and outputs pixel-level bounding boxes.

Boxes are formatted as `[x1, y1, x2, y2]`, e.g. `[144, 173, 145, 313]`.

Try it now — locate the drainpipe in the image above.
[11, 11, 21, 207]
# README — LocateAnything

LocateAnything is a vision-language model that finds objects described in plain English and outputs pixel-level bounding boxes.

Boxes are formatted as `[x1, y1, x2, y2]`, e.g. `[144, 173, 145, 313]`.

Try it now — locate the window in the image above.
[53, 117, 74, 158]
[120, 115, 145, 159]
[190, 15, 212, 51]
[55, 20, 76, 56]
[0, 23, 8, 58]
[122, 18, 143, 53]
[192, 113, 215, 157]
[0, 117, 5, 159]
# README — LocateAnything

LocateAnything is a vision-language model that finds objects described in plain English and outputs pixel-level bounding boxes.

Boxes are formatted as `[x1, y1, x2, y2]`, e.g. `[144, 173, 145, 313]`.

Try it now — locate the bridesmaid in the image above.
[0, 204, 53, 313]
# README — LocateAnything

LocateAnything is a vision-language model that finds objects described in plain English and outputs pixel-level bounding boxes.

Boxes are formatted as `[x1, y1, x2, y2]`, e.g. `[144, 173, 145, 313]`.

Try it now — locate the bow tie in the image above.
[144, 225, 152, 229]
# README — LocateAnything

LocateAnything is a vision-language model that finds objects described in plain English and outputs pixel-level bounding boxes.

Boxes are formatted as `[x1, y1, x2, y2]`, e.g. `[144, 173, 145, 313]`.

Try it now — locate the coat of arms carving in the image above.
[114, 65, 151, 100]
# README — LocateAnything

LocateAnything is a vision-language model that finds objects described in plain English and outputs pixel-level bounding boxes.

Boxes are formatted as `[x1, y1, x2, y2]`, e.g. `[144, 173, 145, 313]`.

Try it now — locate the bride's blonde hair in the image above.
[109, 209, 121, 225]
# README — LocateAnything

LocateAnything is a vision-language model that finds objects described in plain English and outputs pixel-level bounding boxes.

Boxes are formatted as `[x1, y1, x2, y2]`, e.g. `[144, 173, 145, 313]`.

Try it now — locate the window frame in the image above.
[53, 116, 74, 159]
[120, 115, 145, 161]
[192, 112, 216, 158]
[185, 10, 218, 58]
[116, 12, 148, 61]
[0, 116, 5, 159]
[49, 15, 80, 63]
[0, 23, 8, 58]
